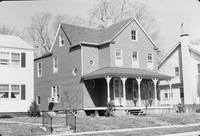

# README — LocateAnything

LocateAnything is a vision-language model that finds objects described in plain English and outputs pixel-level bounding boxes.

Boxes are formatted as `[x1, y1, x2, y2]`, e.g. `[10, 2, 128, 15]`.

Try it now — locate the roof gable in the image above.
[0, 34, 34, 50]
[158, 42, 181, 69]
[50, 17, 158, 52]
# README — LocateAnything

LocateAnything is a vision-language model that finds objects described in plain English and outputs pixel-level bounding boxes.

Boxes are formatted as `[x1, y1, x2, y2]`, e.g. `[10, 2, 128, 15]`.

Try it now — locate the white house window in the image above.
[115, 48, 123, 67]
[11, 53, 20, 66]
[0, 84, 9, 98]
[0, 52, 10, 65]
[59, 35, 64, 47]
[36, 95, 41, 105]
[147, 53, 154, 69]
[132, 51, 139, 68]
[11, 85, 20, 99]
[131, 30, 137, 41]
[53, 57, 58, 74]
[51, 85, 60, 103]
[197, 64, 200, 74]
[37, 62, 42, 78]
[175, 67, 179, 77]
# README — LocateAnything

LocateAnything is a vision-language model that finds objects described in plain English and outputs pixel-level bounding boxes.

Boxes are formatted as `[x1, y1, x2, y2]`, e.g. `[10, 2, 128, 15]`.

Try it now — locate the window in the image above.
[163, 87, 173, 99]
[37, 62, 42, 77]
[0, 84, 9, 98]
[11, 53, 20, 66]
[131, 30, 137, 41]
[147, 53, 154, 69]
[0, 84, 23, 99]
[59, 35, 64, 47]
[11, 85, 20, 99]
[197, 64, 200, 74]
[115, 48, 123, 67]
[72, 67, 78, 76]
[51, 85, 60, 103]
[132, 51, 139, 68]
[36, 96, 41, 105]
[175, 67, 179, 77]
[0, 52, 10, 65]
[53, 57, 58, 74]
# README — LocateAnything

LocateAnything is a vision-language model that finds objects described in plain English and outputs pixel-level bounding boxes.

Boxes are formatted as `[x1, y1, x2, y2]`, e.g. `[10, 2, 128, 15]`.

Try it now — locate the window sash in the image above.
[131, 30, 137, 41]
[147, 53, 153, 62]
[115, 49, 122, 59]
[132, 51, 138, 61]
[37, 62, 42, 77]
[0, 84, 21, 99]
[175, 67, 179, 76]
[51, 85, 60, 102]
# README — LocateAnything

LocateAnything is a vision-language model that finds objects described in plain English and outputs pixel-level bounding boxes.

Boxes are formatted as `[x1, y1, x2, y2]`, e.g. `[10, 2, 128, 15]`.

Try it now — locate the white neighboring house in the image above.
[158, 34, 200, 106]
[0, 34, 34, 116]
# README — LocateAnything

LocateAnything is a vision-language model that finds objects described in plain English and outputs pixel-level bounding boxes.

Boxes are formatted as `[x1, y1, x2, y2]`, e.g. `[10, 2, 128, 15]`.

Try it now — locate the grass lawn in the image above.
[1, 113, 200, 135]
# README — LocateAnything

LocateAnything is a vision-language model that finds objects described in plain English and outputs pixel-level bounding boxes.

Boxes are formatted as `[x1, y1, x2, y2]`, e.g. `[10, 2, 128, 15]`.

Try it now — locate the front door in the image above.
[113, 78, 123, 106]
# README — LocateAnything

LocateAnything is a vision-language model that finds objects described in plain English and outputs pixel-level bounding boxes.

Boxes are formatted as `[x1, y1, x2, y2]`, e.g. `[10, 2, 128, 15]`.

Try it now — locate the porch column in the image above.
[121, 77, 127, 106]
[105, 76, 112, 103]
[136, 78, 142, 106]
[152, 79, 158, 106]
[167, 80, 172, 107]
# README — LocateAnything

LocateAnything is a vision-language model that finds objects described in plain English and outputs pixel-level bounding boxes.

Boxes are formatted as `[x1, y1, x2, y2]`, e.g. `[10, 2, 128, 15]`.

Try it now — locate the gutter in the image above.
[70, 40, 114, 48]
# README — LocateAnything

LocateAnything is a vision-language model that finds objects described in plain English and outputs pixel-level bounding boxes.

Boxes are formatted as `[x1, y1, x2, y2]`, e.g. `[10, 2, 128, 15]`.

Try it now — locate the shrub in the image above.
[176, 103, 185, 113]
[196, 108, 200, 113]
[105, 101, 116, 117]
[0, 114, 13, 119]
[28, 101, 41, 117]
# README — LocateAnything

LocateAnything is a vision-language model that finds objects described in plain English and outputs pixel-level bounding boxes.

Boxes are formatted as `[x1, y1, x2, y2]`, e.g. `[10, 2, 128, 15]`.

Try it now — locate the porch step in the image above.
[129, 109, 145, 116]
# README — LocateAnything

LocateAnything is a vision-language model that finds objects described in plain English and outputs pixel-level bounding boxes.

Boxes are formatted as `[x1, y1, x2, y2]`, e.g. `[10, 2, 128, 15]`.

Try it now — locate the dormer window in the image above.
[59, 35, 64, 47]
[131, 30, 137, 41]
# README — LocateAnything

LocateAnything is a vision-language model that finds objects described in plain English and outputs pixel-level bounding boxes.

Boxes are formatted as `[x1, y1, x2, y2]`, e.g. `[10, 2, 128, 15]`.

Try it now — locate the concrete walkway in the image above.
[43, 123, 200, 136]
[1, 120, 200, 136]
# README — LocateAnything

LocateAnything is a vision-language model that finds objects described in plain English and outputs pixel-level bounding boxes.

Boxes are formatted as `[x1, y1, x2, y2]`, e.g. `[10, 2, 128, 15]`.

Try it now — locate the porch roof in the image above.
[82, 67, 173, 80]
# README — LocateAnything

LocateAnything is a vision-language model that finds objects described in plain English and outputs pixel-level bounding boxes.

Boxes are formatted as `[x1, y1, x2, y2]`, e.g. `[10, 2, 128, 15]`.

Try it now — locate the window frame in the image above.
[51, 85, 60, 103]
[11, 84, 20, 99]
[147, 52, 154, 69]
[115, 48, 123, 67]
[11, 52, 21, 66]
[36, 95, 41, 105]
[53, 57, 58, 74]
[175, 67, 179, 77]
[37, 62, 42, 78]
[131, 30, 138, 41]
[0, 84, 9, 98]
[59, 35, 64, 47]
[197, 63, 200, 75]
[0, 84, 21, 99]
[131, 50, 139, 68]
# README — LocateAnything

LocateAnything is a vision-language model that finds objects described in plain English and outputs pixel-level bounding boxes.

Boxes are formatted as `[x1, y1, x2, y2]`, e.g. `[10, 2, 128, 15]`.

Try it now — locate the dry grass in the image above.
[1, 113, 200, 135]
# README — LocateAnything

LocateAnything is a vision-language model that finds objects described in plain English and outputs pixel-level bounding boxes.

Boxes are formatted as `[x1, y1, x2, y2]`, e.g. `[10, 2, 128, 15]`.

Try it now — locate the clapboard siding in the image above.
[82, 46, 99, 75]
[110, 20, 158, 71]
[99, 44, 110, 68]
[34, 28, 83, 111]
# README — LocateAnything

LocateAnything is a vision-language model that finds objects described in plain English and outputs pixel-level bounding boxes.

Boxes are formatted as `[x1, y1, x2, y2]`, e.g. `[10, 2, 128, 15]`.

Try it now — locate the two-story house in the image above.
[34, 18, 172, 113]
[159, 34, 200, 109]
[0, 34, 34, 116]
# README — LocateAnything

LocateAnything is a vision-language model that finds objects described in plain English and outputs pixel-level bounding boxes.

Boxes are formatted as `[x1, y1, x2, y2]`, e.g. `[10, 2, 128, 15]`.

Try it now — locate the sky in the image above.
[0, 0, 200, 54]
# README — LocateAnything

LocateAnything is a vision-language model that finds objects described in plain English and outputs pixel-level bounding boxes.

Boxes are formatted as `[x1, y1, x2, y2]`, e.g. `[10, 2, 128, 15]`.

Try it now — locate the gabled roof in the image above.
[158, 42, 181, 69]
[50, 17, 158, 52]
[0, 34, 34, 50]
[158, 42, 200, 69]
[82, 67, 172, 80]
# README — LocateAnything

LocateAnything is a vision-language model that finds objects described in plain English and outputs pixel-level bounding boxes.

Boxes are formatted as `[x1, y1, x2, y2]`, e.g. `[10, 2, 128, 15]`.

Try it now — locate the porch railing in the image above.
[66, 110, 77, 132]
[42, 111, 53, 133]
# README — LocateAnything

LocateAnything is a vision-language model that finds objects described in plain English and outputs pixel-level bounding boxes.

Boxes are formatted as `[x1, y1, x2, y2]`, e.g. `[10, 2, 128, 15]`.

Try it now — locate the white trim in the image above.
[80, 44, 83, 76]
[37, 62, 42, 78]
[50, 24, 61, 53]
[53, 57, 58, 74]
[131, 29, 138, 42]
[158, 42, 181, 68]
[131, 50, 139, 68]
[51, 85, 60, 103]
[36, 95, 41, 105]
[115, 48, 123, 67]
[147, 52, 154, 69]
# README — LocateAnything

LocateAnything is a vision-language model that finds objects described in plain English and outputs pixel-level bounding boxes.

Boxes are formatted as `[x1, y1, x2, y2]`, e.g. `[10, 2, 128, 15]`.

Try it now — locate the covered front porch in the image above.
[82, 67, 173, 109]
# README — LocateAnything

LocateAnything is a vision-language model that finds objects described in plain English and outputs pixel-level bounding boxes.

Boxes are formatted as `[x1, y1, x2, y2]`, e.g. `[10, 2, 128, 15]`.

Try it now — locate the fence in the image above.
[42, 111, 53, 133]
[66, 110, 77, 132]
[42, 110, 77, 133]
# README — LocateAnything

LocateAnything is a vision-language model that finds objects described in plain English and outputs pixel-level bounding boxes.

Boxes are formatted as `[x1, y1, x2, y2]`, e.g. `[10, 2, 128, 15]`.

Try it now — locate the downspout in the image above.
[80, 43, 83, 76]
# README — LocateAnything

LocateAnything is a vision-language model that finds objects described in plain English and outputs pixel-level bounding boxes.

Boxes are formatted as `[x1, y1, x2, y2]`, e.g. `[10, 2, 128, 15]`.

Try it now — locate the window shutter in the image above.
[21, 53, 26, 67]
[21, 84, 26, 100]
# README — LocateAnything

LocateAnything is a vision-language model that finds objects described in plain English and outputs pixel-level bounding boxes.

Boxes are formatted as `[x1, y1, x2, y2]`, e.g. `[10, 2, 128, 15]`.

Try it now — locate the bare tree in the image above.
[0, 23, 20, 36]
[22, 12, 52, 57]
[88, 0, 161, 45]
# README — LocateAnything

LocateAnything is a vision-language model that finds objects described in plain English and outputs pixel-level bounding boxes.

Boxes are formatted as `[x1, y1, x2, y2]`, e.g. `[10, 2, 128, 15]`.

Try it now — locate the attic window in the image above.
[59, 35, 64, 47]
[131, 30, 137, 41]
